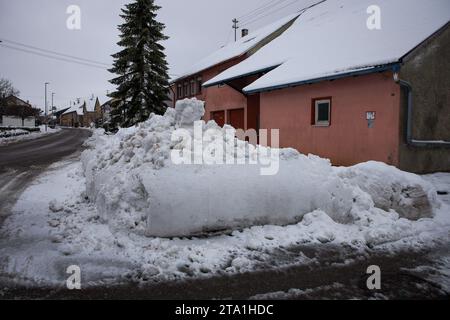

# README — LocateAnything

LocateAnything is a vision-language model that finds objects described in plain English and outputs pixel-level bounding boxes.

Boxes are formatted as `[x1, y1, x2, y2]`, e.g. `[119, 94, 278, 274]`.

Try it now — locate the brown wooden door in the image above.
[228, 108, 245, 130]
[211, 110, 225, 127]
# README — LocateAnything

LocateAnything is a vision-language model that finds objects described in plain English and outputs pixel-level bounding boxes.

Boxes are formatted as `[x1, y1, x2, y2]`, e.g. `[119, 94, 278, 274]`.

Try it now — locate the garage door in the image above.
[211, 110, 225, 127]
[228, 108, 245, 130]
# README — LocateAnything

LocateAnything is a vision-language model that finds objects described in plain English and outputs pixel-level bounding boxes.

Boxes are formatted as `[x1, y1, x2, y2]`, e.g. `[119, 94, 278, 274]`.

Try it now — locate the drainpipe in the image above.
[394, 72, 450, 148]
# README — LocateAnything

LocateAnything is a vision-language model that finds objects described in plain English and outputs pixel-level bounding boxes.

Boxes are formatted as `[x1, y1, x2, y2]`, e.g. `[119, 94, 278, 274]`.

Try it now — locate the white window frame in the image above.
[314, 99, 331, 126]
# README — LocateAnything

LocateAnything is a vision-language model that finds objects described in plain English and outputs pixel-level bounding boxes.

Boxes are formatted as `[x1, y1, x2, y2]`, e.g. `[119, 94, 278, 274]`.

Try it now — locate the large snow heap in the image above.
[82, 98, 438, 237]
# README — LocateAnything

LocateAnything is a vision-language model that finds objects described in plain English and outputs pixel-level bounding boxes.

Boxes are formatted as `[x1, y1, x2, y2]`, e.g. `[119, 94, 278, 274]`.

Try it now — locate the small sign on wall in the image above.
[366, 111, 376, 128]
[366, 111, 376, 120]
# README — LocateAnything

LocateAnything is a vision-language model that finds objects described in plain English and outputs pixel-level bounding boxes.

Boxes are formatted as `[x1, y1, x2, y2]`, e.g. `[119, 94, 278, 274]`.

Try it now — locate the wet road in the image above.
[0, 129, 92, 221]
[1, 244, 448, 300]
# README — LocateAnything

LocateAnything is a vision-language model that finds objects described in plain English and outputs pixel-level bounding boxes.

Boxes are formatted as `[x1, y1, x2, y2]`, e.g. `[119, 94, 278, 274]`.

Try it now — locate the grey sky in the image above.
[0, 0, 310, 110]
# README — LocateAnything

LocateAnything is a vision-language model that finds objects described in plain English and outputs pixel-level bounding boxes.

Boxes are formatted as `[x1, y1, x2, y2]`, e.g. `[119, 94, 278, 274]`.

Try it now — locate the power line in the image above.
[0, 43, 109, 70]
[238, 0, 287, 21]
[241, 0, 326, 27]
[239, 0, 290, 24]
[241, 0, 303, 27]
[0, 38, 110, 67]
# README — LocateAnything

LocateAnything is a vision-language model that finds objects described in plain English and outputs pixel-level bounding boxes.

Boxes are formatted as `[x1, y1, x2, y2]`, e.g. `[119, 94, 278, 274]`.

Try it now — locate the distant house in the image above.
[0, 95, 37, 128]
[60, 99, 84, 127]
[48, 107, 70, 127]
[81, 95, 102, 127]
[174, 0, 450, 173]
[60, 96, 103, 128]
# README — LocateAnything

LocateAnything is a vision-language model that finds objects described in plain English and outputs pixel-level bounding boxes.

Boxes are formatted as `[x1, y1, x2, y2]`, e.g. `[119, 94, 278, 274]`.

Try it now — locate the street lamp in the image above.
[45, 82, 49, 132]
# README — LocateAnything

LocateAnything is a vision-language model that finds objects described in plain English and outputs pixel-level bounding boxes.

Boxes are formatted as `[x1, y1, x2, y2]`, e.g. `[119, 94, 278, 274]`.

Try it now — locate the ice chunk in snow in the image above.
[175, 98, 205, 126]
[338, 162, 437, 220]
[82, 99, 439, 237]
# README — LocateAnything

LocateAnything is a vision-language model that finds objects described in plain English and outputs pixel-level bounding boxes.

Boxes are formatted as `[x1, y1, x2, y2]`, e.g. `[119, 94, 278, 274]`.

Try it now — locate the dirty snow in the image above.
[0, 159, 449, 287]
[0, 99, 449, 287]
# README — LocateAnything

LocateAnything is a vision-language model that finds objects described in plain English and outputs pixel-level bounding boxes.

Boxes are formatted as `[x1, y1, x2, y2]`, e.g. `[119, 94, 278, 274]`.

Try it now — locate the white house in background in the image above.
[0, 95, 37, 128]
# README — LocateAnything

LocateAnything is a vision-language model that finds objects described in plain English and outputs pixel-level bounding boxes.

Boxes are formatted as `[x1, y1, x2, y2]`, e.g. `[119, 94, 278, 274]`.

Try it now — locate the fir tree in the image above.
[109, 0, 169, 128]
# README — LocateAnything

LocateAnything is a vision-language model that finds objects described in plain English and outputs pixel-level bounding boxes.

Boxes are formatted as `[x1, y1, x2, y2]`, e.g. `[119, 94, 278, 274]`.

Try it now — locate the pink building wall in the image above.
[173, 56, 250, 129]
[259, 72, 402, 167]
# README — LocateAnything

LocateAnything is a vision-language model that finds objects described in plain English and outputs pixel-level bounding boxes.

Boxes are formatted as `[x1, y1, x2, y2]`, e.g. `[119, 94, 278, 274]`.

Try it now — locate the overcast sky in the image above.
[0, 0, 311, 110]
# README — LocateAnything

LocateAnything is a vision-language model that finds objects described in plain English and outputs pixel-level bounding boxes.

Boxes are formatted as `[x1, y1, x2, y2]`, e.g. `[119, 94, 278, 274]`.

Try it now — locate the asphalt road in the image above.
[0, 128, 92, 221]
[1, 244, 449, 300]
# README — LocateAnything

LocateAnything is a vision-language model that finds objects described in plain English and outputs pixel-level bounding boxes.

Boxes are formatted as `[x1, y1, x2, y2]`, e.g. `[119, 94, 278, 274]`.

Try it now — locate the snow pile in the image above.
[81, 98, 439, 238]
[1, 161, 448, 287]
[0, 129, 29, 138]
[337, 162, 437, 220]
[0, 126, 61, 145]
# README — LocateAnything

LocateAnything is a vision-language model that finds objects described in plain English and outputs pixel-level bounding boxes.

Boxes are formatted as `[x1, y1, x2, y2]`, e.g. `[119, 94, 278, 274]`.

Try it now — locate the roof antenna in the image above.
[232, 18, 239, 42]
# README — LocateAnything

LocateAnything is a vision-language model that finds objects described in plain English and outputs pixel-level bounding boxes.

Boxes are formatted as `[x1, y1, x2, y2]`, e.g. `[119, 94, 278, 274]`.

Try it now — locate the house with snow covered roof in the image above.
[176, 0, 450, 173]
[0, 95, 37, 128]
[60, 99, 84, 127]
[60, 95, 102, 127]
[171, 13, 299, 130]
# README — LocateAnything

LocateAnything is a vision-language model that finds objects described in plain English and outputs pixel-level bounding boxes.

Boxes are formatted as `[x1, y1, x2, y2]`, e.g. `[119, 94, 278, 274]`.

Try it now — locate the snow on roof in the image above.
[173, 13, 300, 82]
[63, 99, 84, 116]
[62, 95, 106, 115]
[204, 0, 450, 93]
[85, 96, 99, 112]
[62, 104, 83, 116]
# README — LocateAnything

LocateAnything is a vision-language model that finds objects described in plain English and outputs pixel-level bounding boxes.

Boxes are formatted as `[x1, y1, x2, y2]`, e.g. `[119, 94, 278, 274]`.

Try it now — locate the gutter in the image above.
[394, 72, 450, 148]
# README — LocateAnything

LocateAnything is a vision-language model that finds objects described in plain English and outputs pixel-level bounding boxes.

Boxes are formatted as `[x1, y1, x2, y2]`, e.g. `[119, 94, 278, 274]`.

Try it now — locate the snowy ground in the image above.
[0, 158, 449, 290]
[0, 101, 449, 296]
[0, 126, 61, 146]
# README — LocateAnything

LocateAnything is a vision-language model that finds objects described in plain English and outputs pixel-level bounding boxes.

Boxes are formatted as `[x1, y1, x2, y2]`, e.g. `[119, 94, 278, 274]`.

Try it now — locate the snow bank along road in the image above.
[0, 100, 448, 299]
[0, 129, 92, 223]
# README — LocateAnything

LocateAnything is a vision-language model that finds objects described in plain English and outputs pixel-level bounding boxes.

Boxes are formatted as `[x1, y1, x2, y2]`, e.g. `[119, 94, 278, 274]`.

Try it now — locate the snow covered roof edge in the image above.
[204, 0, 450, 94]
[171, 13, 300, 83]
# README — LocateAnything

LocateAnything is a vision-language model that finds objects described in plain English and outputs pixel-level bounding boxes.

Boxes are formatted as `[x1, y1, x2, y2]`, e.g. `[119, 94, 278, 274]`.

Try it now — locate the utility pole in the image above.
[232, 18, 239, 42]
[51, 92, 55, 127]
[44, 82, 49, 132]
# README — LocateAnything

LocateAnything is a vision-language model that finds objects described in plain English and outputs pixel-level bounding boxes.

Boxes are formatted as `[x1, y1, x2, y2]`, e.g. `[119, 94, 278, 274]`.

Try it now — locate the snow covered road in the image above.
[0, 106, 449, 298]
[0, 129, 91, 226]
[0, 156, 449, 299]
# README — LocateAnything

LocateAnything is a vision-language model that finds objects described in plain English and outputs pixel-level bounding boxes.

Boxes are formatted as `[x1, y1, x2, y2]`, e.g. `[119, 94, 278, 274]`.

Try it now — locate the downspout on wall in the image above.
[394, 72, 450, 148]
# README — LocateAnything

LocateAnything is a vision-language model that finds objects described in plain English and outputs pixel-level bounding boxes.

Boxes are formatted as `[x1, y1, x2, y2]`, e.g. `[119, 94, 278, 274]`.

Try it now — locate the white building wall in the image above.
[23, 118, 36, 127]
[2, 116, 36, 127]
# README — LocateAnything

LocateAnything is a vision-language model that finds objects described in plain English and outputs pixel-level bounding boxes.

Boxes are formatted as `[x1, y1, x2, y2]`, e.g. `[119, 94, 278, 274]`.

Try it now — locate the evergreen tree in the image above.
[109, 0, 169, 128]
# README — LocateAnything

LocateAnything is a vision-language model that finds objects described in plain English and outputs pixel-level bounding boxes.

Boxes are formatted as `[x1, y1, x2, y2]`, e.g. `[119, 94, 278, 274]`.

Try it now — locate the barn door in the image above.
[228, 108, 245, 130]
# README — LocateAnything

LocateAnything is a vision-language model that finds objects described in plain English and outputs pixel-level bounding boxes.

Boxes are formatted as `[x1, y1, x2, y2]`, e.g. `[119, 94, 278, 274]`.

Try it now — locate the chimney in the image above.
[241, 29, 249, 38]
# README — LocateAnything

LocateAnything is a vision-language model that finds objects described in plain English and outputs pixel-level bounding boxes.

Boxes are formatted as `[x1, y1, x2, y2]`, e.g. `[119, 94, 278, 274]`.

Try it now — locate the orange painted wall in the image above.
[174, 56, 249, 128]
[260, 72, 401, 166]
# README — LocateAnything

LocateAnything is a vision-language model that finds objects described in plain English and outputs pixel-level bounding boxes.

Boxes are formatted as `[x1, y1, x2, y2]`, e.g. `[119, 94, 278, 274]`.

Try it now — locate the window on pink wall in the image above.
[312, 97, 332, 126]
